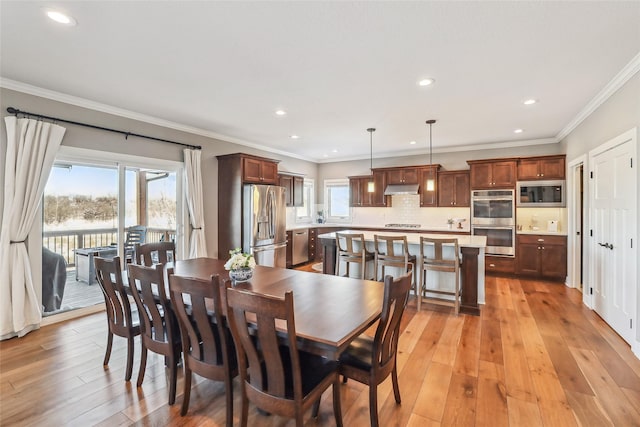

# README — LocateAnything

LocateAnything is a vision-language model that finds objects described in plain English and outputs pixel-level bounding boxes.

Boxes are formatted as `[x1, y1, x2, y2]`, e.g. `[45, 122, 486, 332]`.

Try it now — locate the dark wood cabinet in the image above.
[418, 166, 439, 207]
[437, 170, 470, 207]
[216, 153, 281, 257]
[517, 155, 566, 180]
[468, 159, 517, 189]
[349, 171, 389, 207]
[516, 234, 567, 280]
[286, 230, 293, 268]
[385, 167, 419, 185]
[308, 228, 319, 261]
[485, 255, 515, 275]
[279, 173, 304, 207]
[242, 156, 279, 184]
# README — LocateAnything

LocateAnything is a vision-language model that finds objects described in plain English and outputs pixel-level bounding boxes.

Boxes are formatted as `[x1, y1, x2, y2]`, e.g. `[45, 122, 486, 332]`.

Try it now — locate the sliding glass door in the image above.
[40, 148, 184, 316]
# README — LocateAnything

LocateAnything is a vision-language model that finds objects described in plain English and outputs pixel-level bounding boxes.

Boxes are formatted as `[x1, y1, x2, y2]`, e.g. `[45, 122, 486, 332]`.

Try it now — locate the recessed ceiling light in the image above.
[275, 110, 287, 116]
[523, 99, 537, 105]
[290, 135, 299, 139]
[332, 149, 338, 153]
[323, 154, 329, 158]
[418, 78, 435, 87]
[409, 140, 417, 145]
[514, 129, 524, 134]
[44, 9, 77, 26]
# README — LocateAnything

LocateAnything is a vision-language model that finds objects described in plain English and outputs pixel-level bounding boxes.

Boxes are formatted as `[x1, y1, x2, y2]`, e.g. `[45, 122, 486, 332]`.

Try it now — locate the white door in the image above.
[589, 130, 637, 345]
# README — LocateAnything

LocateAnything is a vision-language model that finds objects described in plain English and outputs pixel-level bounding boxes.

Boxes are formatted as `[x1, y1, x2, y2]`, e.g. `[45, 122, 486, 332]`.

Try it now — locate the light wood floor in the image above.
[2, 275, 640, 426]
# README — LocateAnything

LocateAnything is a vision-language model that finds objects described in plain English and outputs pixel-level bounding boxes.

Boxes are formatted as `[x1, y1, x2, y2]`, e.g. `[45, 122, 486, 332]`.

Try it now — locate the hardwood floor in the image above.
[2, 275, 640, 426]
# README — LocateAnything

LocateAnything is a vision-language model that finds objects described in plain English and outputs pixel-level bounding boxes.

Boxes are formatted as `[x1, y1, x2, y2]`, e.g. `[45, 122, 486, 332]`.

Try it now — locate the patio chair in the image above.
[124, 225, 147, 263]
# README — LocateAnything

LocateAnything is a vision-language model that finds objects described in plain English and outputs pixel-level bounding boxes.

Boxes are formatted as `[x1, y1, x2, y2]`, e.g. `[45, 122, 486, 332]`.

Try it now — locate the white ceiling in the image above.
[1, 1, 639, 163]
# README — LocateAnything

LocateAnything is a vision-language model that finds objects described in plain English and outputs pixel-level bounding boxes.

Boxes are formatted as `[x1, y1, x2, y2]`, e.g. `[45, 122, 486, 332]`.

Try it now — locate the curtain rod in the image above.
[6, 107, 202, 150]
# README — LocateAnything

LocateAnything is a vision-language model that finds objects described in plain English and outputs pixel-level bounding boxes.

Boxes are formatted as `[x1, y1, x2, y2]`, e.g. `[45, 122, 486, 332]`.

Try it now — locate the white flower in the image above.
[224, 248, 256, 270]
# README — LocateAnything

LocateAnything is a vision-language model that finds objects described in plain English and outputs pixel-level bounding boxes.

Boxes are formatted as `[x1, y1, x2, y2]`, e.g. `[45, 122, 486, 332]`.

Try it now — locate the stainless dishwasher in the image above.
[292, 229, 309, 265]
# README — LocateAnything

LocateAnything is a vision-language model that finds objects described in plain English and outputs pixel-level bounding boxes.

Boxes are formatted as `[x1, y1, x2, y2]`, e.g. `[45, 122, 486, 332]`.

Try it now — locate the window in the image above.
[324, 179, 351, 223]
[295, 179, 314, 223]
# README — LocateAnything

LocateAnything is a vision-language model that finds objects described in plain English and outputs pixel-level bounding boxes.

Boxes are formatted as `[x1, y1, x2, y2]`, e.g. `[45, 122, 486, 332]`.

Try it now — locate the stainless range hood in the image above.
[383, 184, 420, 195]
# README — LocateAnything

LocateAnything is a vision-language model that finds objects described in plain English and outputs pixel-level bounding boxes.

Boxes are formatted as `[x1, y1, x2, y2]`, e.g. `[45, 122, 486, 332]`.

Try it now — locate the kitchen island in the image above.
[318, 230, 486, 315]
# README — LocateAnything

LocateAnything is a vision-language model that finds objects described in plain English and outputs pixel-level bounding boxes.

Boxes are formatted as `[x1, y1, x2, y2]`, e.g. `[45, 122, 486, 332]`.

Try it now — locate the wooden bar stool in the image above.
[419, 237, 461, 314]
[335, 233, 374, 279]
[373, 234, 417, 298]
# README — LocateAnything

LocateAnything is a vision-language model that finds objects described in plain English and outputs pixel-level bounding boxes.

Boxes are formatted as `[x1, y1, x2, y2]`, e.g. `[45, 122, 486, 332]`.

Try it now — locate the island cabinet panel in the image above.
[438, 170, 470, 207]
[286, 230, 293, 268]
[419, 166, 439, 207]
[386, 167, 419, 185]
[515, 234, 567, 280]
[517, 155, 566, 180]
[468, 159, 517, 189]
[242, 156, 279, 184]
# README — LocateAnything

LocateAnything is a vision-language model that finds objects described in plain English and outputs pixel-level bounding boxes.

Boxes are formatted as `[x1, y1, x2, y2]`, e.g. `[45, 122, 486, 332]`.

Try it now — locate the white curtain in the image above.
[183, 148, 207, 258]
[1, 117, 66, 340]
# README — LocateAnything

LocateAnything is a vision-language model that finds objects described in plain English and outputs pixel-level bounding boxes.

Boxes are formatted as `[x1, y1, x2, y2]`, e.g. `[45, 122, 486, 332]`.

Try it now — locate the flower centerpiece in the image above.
[224, 248, 256, 283]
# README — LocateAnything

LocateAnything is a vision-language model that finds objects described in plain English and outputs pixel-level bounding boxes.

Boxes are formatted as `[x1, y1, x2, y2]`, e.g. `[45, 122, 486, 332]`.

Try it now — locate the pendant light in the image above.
[367, 128, 376, 192]
[425, 119, 436, 191]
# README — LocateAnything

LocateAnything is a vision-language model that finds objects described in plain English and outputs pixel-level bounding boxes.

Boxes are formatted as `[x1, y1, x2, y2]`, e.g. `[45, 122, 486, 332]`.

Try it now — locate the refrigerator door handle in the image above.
[253, 242, 287, 252]
[269, 188, 276, 239]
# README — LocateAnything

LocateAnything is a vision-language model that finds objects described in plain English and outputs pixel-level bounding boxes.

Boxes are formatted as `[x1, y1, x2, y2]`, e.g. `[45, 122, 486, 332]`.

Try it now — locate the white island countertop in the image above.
[317, 229, 486, 248]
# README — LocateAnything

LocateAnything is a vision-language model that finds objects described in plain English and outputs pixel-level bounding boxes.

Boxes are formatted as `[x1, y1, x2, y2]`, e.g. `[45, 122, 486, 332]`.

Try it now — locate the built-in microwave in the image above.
[516, 180, 565, 207]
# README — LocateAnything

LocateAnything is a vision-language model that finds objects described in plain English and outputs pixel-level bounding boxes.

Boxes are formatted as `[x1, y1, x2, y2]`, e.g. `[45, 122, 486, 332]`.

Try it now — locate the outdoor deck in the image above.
[43, 268, 105, 317]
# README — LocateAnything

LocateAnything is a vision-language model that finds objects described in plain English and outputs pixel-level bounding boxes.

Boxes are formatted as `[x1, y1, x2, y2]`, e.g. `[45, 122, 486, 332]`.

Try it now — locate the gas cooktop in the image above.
[384, 224, 422, 228]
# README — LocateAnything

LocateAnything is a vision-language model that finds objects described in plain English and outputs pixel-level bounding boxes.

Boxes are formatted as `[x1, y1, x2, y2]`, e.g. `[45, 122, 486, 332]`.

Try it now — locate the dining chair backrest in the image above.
[95, 256, 135, 332]
[134, 241, 175, 266]
[373, 272, 412, 373]
[226, 287, 300, 401]
[169, 274, 237, 420]
[128, 263, 176, 349]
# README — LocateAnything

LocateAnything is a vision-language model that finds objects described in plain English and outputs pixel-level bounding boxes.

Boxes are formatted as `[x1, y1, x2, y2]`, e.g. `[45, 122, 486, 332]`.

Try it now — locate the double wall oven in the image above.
[471, 189, 515, 256]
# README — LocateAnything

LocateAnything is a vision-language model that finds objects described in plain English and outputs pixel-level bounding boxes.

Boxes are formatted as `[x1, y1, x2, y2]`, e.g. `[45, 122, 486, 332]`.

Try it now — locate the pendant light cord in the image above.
[426, 119, 436, 166]
[367, 128, 376, 174]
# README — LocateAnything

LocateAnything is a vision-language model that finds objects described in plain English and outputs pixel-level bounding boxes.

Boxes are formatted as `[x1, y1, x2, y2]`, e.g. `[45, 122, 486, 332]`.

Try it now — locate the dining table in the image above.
[171, 257, 385, 359]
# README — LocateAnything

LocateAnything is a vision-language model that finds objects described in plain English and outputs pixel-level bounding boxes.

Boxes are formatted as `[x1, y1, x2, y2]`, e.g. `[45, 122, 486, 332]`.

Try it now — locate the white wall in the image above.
[560, 72, 640, 352]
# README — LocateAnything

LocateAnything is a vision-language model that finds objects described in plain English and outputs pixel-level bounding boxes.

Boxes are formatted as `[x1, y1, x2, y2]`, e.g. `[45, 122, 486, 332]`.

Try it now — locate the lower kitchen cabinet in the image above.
[308, 228, 318, 261]
[516, 234, 567, 280]
[286, 230, 293, 268]
[485, 255, 515, 275]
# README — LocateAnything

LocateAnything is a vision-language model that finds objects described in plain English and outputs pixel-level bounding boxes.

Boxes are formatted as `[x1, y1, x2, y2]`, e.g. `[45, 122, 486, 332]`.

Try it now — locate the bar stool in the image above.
[419, 237, 461, 315]
[373, 234, 417, 299]
[335, 233, 374, 279]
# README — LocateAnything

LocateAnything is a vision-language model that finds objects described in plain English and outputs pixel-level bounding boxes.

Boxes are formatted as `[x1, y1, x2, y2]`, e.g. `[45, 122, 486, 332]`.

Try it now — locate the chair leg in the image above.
[312, 397, 321, 418]
[137, 345, 147, 387]
[103, 330, 113, 366]
[180, 367, 192, 415]
[392, 362, 401, 404]
[369, 384, 379, 427]
[168, 356, 177, 405]
[124, 336, 134, 381]
[225, 372, 234, 427]
[333, 376, 343, 427]
[240, 385, 249, 427]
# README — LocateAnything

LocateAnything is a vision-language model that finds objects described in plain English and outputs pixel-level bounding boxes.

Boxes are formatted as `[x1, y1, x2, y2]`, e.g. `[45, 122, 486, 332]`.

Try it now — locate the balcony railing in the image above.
[43, 227, 175, 266]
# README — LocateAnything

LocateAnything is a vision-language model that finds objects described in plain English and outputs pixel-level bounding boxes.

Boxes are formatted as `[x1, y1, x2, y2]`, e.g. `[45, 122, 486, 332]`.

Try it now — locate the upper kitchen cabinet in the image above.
[241, 155, 279, 184]
[349, 171, 389, 207]
[517, 155, 566, 180]
[418, 165, 440, 207]
[383, 167, 419, 185]
[438, 170, 470, 207]
[467, 159, 517, 189]
[279, 173, 304, 207]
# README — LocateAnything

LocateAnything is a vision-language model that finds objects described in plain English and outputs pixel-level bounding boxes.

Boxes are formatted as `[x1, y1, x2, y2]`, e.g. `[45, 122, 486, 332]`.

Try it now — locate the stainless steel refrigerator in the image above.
[243, 184, 287, 268]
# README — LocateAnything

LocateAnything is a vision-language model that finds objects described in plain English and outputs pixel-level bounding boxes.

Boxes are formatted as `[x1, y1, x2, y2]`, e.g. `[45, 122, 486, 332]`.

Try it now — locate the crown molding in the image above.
[0, 78, 315, 162]
[556, 51, 640, 141]
[316, 137, 558, 163]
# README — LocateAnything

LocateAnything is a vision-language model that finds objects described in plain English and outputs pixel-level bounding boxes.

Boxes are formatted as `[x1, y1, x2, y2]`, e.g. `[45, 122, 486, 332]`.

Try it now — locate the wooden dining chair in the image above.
[94, 256, 140, 381]
[419, 237, 461, 315]
[128, 263, 181, 405]
[339, 272, 412, 427]
[133, 241, 175, 266]
[225, 285, 343, 427]
[335, 232, 374, 279]
[373, 235, 417, 304]
[168, 274, 238, 423]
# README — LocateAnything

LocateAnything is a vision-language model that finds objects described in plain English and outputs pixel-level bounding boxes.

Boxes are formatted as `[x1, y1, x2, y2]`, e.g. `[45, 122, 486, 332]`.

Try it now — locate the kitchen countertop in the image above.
[287, 223, 471, 233]
[317, 229, 486, 248]
[517, 229, 568, 236]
